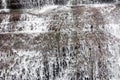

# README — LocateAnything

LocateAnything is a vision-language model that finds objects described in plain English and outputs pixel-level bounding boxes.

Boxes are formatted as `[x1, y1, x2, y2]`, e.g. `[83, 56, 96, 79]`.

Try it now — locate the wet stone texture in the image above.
[1, 1, 120, 80]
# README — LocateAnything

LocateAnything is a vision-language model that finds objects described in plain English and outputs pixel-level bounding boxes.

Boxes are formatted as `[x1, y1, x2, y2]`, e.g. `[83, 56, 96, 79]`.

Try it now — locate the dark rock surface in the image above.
[0, 0, 119, 9]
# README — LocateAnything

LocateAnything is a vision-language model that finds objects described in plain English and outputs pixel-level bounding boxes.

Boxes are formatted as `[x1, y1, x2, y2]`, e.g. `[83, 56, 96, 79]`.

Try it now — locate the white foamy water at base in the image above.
[0, 9, 10, 12]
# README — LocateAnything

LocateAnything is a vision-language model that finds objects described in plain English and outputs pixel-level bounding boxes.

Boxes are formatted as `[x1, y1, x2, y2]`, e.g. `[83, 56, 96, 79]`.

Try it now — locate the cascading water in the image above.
[0, 0, 120, 80]
[2, 0, 7, 9]
[0, 0, 9, 12]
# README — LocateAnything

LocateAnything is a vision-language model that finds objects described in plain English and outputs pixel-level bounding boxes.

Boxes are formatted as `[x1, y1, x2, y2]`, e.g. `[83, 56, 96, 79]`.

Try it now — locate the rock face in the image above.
[0, 0, 120, 80]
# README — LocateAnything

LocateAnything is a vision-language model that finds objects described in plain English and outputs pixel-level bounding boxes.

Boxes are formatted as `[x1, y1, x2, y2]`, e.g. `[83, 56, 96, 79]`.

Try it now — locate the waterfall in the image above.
[2, 0, 7, 9]
[0, 0, 120, 80]
[0, 0, 9, 12]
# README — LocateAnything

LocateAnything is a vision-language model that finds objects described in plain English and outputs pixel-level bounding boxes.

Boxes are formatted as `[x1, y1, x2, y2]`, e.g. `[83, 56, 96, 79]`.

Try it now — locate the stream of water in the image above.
[0, 0, 9, 12]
